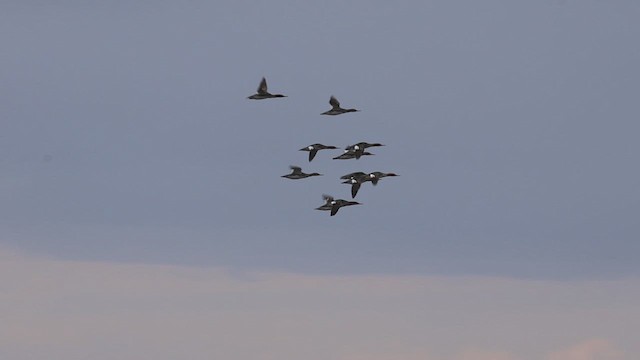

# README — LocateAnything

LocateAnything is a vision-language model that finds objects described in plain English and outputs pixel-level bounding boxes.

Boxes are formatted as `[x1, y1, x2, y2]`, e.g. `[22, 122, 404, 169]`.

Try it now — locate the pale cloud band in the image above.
[1, 247, 637, 360]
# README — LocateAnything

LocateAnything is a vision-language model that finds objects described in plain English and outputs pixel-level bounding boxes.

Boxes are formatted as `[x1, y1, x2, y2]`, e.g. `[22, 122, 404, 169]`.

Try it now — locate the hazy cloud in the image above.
[547, 339, 624, 360]
[1, 247, 638, 360]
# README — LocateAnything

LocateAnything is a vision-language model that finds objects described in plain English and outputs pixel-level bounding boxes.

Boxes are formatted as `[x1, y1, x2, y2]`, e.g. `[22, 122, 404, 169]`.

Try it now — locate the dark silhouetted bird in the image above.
[315, 195, 361, 216]
[248, 77, 286, 99]
[321, 96, 359, 115]
[299, 144, 338, 162]
[344, 142, 384, 159]
[281, 166, 322, 179]
[340, 172, 369, 198]
[333, 150, 374, 160]
[366, 171, 399, 185]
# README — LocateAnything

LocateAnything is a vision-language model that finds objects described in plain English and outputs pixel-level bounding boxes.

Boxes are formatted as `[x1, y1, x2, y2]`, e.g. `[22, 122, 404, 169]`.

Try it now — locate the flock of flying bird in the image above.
[249, 77, 398, 216]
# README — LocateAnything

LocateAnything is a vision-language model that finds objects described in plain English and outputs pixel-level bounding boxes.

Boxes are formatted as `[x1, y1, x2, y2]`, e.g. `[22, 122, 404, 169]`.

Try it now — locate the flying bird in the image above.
[345, 142, 384, 151]
[321, 96, 359, 115]
[315, 195, 361, 216]
[299, 143, 338, 162]
[248, 77, 287, 100]
[281, 166, 322, 179]
[328, 199, 361, 216]
[344, 142, 385, 159]
[366, 171, 399, 185]
[340, 172, 398, 197]
[333, 150, 374, 160]
[340, 172, 369, 198]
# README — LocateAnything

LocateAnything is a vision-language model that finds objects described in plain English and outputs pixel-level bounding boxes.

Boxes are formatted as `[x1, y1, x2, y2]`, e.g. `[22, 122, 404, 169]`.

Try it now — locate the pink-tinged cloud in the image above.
[453, 349, 519, 360]
[547, 339, 624, 360]
[0, 247, 639, 360]
[340, 348, 520, 360]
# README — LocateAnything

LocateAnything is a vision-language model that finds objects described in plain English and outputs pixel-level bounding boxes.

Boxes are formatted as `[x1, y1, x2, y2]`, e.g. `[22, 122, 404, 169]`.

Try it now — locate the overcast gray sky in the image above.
[2, 1, 640, 359]
[2, 1, 639, 279]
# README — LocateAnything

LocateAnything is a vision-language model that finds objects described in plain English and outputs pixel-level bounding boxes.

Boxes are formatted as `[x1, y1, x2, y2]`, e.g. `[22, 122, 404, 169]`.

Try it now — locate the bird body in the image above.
[315, 195, 360, 215]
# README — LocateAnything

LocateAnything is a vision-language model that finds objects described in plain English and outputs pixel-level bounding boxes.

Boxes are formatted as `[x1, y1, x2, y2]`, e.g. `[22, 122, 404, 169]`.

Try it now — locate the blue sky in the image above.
[2, 1, 640, 359]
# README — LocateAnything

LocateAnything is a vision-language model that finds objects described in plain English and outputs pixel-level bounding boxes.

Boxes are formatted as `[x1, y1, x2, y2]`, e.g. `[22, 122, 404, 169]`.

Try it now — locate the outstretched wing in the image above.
[351, 183, 361, 198]
[330, 204, 340, 216]
[329, 96, 340, 109]
[289, 165, 302, 174]
[257, 77, 268, 95]
[308, 149, 319, 162]
[322, 194, 334, 202]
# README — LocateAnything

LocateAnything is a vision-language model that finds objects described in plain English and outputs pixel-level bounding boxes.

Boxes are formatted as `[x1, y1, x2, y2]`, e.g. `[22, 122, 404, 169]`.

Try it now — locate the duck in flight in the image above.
[340, 171, 398, 197]
[321, 96, 359, 115]
[299, 143, 338, 162]
[281, 166, 322, 179]
[315, 195, 361, 216]
[366, 171, 399, 185]
[345, 142, 384, 152]
[343, 142, 384, 159]
[340, 172, 369, 198]
[248, 77, 287, 100]
[333, 150, 374, 160]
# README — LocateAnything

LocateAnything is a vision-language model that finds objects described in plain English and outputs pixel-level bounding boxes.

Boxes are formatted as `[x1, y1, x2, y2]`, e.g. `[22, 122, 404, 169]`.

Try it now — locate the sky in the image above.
[1, 0, 639, 359]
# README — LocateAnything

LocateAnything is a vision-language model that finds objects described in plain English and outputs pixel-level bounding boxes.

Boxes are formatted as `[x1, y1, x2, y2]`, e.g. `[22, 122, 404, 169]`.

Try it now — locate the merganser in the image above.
[299, 143, 338, 162]
[248, 77, 286, 100]
[281, 166, 322, 179]
[328, 199, 361, 216]
[315, 195, 361, 216]
[340, 172, 369, 198]
[366, 171, 399, 185]
[321, 96, 359, 115]
[344, 142, 384, 159]
[345, 142, 384, 151]
[332, 150, 374, 160]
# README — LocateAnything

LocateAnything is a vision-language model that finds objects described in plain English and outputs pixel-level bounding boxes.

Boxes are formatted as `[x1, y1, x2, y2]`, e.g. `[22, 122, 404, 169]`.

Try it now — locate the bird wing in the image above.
[322, 194, 334, 202]
[329, 96, 340, 109]
[351, 183, 361, 198]
[308, 149, 318, 162]
[289, 165, 302, 174]
[257, 77, 268, 94]
[330, 204, 340, 216]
